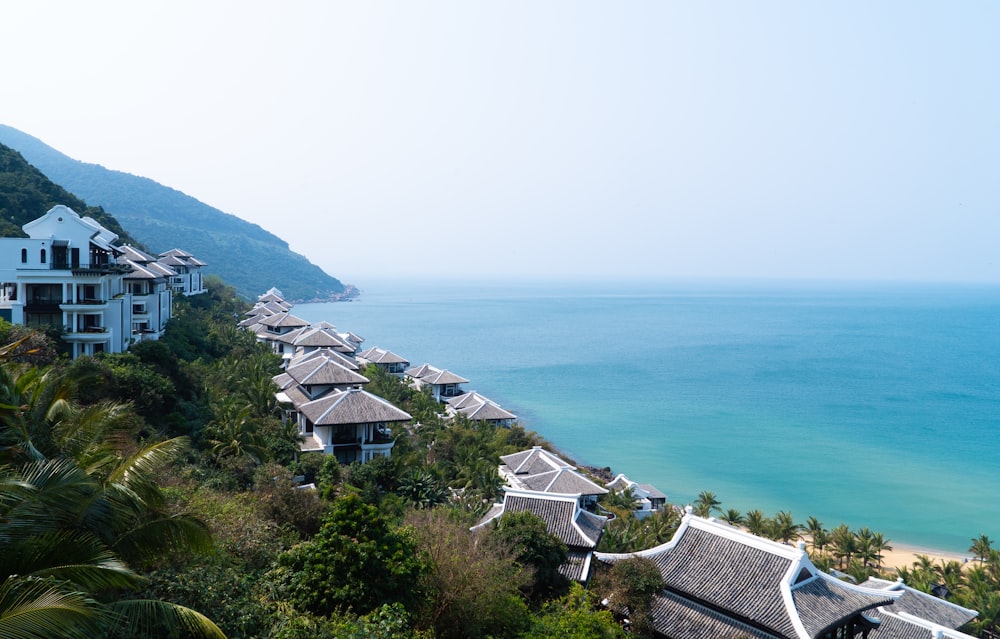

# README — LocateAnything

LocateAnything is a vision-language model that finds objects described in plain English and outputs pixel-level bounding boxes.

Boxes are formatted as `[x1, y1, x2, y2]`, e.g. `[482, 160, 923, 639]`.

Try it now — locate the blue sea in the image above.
[294, 279, 1000, 554]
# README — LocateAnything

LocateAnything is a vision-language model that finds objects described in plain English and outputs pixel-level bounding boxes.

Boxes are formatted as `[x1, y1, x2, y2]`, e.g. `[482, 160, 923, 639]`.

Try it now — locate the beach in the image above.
[878, 543, 971, 572]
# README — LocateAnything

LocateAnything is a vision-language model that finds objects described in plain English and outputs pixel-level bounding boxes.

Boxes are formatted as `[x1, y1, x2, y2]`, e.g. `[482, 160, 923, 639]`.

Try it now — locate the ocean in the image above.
[293, 278, 1000, 554]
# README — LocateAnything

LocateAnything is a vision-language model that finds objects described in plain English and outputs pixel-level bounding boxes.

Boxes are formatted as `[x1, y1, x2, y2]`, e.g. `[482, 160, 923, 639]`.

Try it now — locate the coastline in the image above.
[292, 282, 999, 569]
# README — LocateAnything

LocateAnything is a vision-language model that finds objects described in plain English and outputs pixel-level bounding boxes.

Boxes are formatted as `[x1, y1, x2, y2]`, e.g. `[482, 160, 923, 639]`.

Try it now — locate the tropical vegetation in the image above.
[0, 277, 998, 637]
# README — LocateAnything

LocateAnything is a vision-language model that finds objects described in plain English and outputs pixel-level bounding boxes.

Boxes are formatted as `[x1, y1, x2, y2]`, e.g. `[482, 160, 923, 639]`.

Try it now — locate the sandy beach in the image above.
[877, 542, 972, 572]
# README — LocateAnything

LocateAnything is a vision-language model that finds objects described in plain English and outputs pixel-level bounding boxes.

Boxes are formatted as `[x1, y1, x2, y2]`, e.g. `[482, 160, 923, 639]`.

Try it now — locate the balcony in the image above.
[64, 326, 111, 342]
[61, 298, 109, 312]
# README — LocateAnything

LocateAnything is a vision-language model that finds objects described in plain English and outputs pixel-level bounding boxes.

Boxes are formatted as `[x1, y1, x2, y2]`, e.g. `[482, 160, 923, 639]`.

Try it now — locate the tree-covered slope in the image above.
[0, 125, 351, 302]
[0, 143, 136, 243]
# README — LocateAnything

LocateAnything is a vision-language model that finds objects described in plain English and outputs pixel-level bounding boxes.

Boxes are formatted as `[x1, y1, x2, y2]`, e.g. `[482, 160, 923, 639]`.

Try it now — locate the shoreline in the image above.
[878, 541, 971, 572]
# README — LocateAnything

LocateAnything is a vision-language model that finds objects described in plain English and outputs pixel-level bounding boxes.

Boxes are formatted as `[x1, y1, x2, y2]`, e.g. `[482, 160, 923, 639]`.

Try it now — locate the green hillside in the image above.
[0, 143, 136, 243]
[0, 125, 352, 302]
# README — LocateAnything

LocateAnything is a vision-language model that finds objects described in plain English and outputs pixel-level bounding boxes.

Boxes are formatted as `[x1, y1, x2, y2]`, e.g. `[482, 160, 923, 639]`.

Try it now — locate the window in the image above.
[40, 249, 46, 264]
[20, 248, 26, 263]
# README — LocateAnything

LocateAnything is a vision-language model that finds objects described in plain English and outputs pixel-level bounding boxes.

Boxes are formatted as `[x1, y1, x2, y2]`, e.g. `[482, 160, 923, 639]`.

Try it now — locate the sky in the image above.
[3, 1, 999, 285]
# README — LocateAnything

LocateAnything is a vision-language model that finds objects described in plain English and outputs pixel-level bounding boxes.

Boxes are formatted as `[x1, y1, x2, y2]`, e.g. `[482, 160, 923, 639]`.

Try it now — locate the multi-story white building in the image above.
[0, 205, 200, 358]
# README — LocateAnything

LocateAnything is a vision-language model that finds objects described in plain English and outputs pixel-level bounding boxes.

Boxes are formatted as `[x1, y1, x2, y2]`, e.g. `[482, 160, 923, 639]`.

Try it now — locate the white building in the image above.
[0, 205, 199, 358]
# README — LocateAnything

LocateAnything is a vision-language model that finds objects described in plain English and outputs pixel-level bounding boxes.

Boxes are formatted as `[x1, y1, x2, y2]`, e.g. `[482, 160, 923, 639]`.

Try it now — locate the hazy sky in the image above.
[4, 2, 998, 284]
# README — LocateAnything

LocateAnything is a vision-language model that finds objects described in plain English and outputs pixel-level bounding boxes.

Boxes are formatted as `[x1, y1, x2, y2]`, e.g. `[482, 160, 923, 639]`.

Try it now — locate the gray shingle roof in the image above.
[861, 578, 978, 630]
[515, 468, 608, 496]
[793, 576, 895, 637]
[358, 347, 409, 365]
[405, 363, 469, 385]
[259, 312, 310, 328]
[500, 446, 573, 475]
[285, 357, 369, 387]
[461, 401, 517, 421]
[650, 590, 783, 639]
[299, 388, 411, 426]
[498, 493, 606, 549]
[597, 516, 900, 638]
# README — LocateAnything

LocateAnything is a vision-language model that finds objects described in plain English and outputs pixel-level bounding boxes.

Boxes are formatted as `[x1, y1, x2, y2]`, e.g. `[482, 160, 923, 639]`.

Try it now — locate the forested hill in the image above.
[0, 143, 135, 243]
[0, 125, 351, 302]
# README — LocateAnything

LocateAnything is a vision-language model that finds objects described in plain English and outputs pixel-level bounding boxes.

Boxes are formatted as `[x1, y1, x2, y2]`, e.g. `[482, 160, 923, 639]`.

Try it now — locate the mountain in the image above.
[0, 125, 352, 302]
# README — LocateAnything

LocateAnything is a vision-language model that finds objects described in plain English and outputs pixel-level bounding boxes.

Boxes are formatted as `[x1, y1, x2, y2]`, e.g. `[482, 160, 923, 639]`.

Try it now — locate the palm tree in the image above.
[0, 457, 223, 639]
[692, 491, 721, 518]
[745, 509, 766, 536]
[855, 527, 875, 566]
[830, 524, 856, 569]
[719, 508, 745, 527]
[970, 534, 994, 563]
[805, 516, 826, 551]
[769, 511, 802, 544]
[207, 398, 267, 465]
[870, 532, 892, 570]
[0, 353, 223, 638]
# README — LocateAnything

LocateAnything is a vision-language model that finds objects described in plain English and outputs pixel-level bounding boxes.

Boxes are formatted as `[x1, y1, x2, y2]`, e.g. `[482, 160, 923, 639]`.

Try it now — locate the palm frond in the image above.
[2, 530, 143, 592]
[112, 514, 214, 563]
[0, 577, 103, 639]
[107, 599, 227, 639]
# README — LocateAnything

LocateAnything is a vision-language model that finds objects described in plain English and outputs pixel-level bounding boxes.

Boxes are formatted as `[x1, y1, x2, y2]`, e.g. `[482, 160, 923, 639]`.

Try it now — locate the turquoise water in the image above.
[294, 279, 1000, 553]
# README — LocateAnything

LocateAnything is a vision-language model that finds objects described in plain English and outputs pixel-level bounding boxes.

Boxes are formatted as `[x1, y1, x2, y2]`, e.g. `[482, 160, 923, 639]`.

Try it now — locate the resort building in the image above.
[595, 510, 902, 639]
[119, 245, 174, 342]
[474, 488, 609, 583]
[445, 391, 517, 426]
[605, 473, 668, 518]
[405, 363, 469, 401]
[0, 205, 201, 358]
[499, 446, 608, 509]
[357, 346, 410, 376]
[157, 248, 207, 296]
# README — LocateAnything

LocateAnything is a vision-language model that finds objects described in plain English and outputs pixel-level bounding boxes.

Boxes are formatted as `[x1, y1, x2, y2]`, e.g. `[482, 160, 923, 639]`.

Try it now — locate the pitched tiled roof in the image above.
[445, 391, 491, 409]
[650, 590, 783, 639]
[868, 612, 979, 639]
[405, 363, 469, 385]
[499, 493, 606, 549]
[461, 401, 517, 422]
[285, 357, 368, 387]
[500, 446, 573, 475]
[122, 260, 160, 280]
[515, 468, 608, 496]
[793, 576, 895, 637]
[119, 244, 158, 262]
[288, 348, 360, 371]
[861, 578, 978, 630]
[299, 388, 411, 426]
[560, 549, 593, 582]
[597, 515, 899, 639]
[292, 326, 357, 349]
[259, 312, 310, 328]
[358, 347, 409, 365]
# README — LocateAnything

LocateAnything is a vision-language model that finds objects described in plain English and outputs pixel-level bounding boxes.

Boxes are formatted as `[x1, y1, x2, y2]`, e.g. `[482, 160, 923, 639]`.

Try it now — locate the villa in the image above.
[606, 473, 668, 518]
[357, 346, 410, 376]
[445, 391, 517, 427]
[405, 363, 469, 400]
[499, 446, 608, 510]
